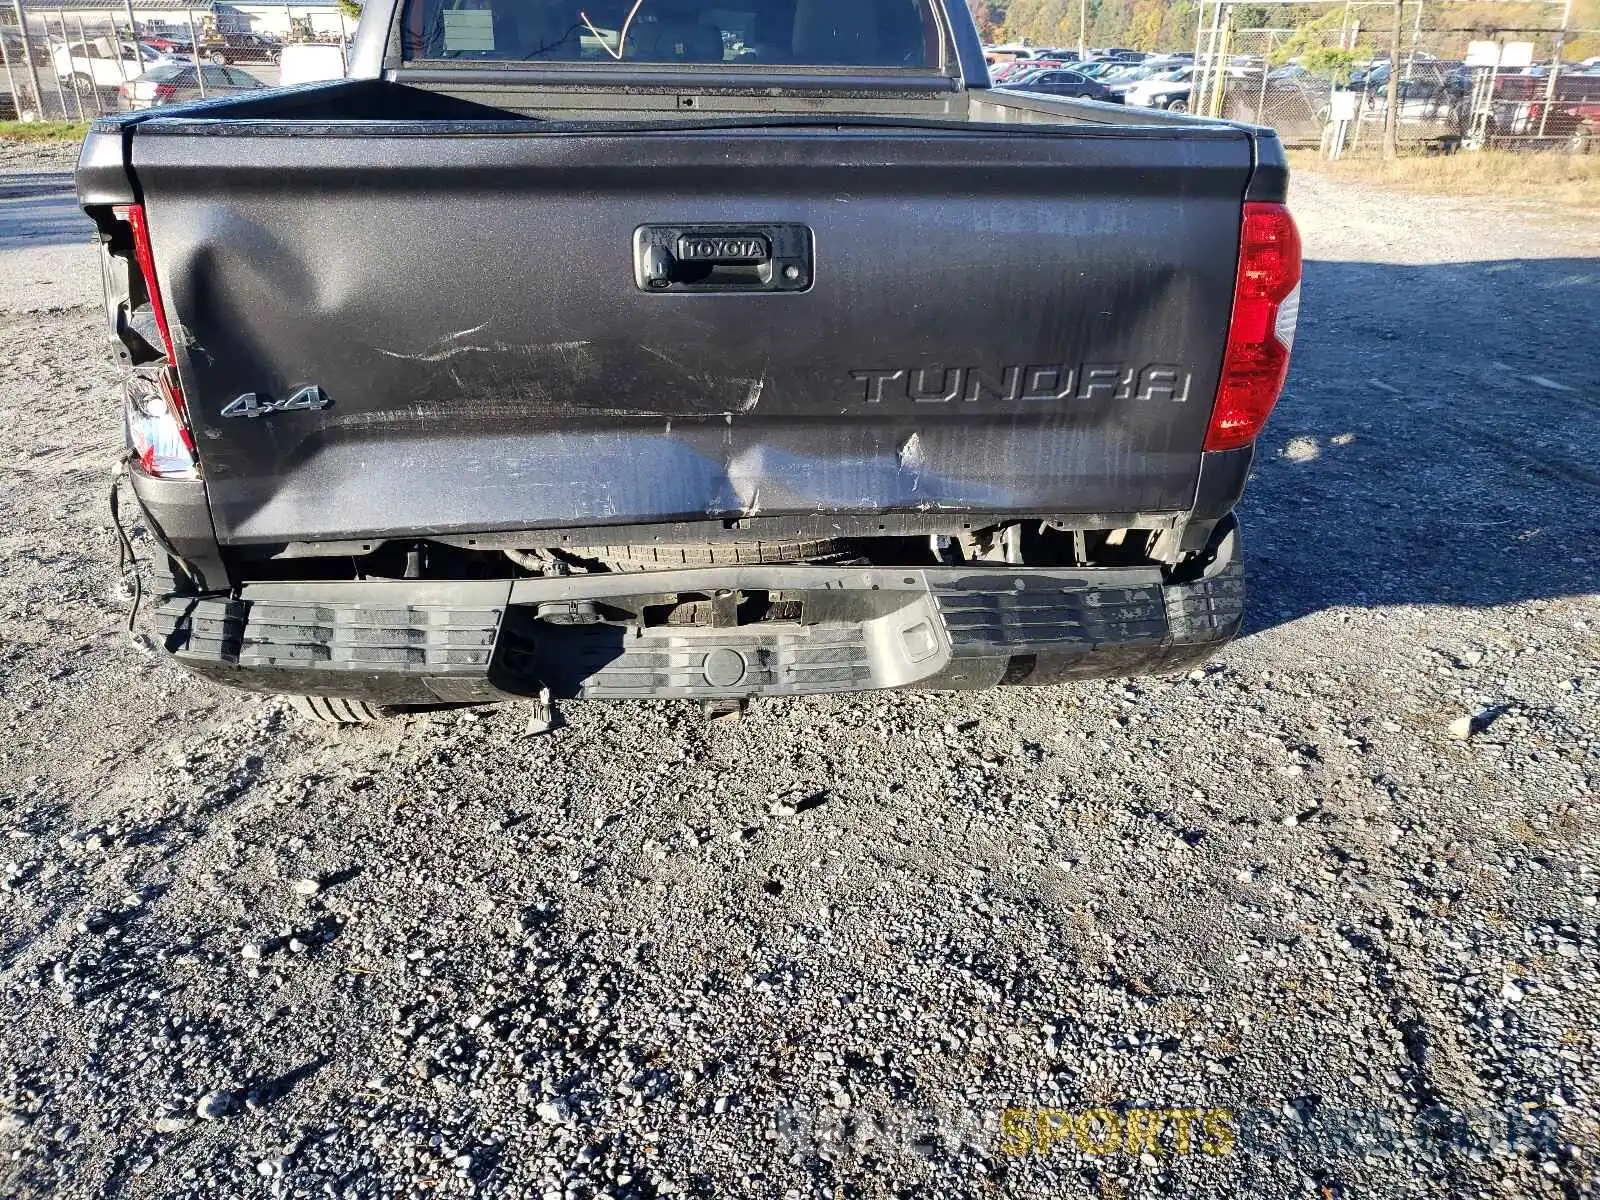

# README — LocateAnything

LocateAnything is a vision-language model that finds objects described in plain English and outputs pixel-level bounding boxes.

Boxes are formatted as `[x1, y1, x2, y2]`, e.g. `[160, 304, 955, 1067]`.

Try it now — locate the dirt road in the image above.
[1, 157, 1597, 1200]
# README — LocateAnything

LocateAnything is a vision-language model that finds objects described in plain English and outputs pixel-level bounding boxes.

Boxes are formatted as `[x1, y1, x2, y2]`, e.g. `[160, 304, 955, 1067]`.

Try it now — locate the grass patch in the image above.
[0, 120, 92, 143]
[1288, 148, 1600, 210]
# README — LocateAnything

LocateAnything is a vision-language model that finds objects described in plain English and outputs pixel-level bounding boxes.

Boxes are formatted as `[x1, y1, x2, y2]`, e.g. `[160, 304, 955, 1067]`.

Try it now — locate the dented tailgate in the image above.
[125, 121, 1252, 546]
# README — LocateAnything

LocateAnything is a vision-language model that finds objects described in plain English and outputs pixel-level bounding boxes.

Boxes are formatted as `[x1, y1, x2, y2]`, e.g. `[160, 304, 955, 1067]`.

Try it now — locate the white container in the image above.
[278, 43, 348, 86]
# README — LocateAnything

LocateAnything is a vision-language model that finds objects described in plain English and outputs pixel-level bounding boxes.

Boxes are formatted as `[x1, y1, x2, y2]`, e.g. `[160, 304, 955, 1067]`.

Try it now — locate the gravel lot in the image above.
[0, 152, 1597, 1200]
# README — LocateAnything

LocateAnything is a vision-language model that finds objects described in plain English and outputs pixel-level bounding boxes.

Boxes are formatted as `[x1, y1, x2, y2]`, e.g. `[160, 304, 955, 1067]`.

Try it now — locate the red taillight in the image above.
[154, 82, 177, 99]
[1205, 201, 1302, 452]
[111, 203, 198, 477]
[113, 203, 178, 365]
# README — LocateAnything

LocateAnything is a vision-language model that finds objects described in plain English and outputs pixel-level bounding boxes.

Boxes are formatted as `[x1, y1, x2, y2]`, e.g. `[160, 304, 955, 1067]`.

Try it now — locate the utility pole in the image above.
[1382, 0, 1402, 158]
[1077, 0, 1086, 59]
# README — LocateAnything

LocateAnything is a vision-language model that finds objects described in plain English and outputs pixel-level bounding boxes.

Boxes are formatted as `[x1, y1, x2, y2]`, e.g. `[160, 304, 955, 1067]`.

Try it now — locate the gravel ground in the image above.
[0, 151, 1598, 1200]
[0, 140, 81, 170]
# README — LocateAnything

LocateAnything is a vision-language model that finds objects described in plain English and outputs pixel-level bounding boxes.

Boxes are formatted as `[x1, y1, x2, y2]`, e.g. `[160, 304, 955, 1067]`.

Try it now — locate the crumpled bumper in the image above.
[152, 525, 1245, 704]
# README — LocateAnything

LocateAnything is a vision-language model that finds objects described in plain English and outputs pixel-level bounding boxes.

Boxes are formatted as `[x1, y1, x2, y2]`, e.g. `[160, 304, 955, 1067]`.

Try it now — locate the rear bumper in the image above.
[150, 522, 1245, 703]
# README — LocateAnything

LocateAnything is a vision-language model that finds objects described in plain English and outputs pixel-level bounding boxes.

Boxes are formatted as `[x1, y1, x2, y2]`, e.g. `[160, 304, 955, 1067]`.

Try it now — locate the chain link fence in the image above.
[1191, 5, 1597, 156]
[0, 5, 353, 121]
[6, 10, 186, 120]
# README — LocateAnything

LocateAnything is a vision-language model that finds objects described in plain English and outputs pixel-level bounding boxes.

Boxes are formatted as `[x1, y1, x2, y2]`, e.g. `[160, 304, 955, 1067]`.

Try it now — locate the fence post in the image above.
[10, 0, 45, 117]
[1199, 0, 1225, 116]
[185, 8, 206, 94]
[1382, 0, 1401, 157]
[1208, 12, 1230, 117]
[42, 14, 71, 119]
[58, 12, 85, 120]
[0, 23, 18, 118]
[71, 14, 103, 113]
[1538, 0, 1572, 140]
[108, 10, 132, 90]
[1256, 33, 1269, 121]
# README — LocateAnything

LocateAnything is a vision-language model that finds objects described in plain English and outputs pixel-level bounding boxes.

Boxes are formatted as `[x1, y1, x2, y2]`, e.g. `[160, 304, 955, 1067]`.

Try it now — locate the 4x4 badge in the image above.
[220, 386, 329, 419]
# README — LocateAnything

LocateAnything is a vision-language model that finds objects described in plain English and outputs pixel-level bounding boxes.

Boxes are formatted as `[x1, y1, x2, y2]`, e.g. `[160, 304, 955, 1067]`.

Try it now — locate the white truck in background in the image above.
[53, 38, 168, 89]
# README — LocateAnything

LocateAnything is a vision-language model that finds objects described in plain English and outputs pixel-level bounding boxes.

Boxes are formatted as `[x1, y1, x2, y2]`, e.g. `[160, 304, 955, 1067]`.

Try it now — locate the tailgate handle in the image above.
[634, 224, 812, 294]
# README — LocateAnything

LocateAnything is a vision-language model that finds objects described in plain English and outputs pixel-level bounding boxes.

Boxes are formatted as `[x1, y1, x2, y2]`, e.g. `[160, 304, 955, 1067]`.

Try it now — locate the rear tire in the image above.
[545, 538, 850, 572]
[1165, 98, 1189, 113]
[285, 695, 385, 725]
[207, 50, 227, 64]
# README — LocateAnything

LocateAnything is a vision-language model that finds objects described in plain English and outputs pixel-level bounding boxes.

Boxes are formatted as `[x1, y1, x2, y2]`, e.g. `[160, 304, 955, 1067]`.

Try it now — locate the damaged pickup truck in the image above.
[76, 0, 1301, 722]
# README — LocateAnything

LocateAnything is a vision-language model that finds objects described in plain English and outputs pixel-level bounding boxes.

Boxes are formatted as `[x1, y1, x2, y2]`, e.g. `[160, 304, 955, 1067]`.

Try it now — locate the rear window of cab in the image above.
[400, 0, 942, 68]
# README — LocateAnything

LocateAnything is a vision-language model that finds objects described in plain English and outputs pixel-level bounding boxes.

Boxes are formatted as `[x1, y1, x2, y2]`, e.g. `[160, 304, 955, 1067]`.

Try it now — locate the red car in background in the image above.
[1490, 68, 1600, 150]
[992, 58, 1068, 83]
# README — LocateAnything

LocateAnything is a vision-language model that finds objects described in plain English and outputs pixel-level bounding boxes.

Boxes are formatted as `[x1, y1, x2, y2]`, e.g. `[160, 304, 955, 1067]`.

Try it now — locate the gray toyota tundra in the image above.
[76, 0, 1301, 722]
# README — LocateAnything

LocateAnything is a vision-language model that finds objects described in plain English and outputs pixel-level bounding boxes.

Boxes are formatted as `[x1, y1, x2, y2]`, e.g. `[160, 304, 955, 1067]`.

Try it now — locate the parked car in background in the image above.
[999, 61, 1073, 86]
[997, 66, 1047, 86]
[1123, 63, 1197, 110]
[1089, 47, 1145, 62]
[199, 32, 281, 64]
[138, 21, 192, 46]
[138, 25, 194, 54]
[1354, 77, 1467, 143]
[1101, 58, 1187, 97]
[53, 38, 168, 89]
[1487, 68, 1600, 150]
[1345, 57, 1387, 89]
[992, 58, 1066, 82]
[117, 61, 267, 108]
[1218, 65, 1334, 145]
[999, 67, 1121, 101]
[982, 43, 1038, 65]
[1335, 60, 1468, 143]
[142, 35, 194, 54]
[1344, 59, 1466, 99]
